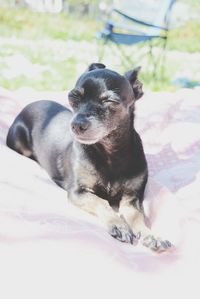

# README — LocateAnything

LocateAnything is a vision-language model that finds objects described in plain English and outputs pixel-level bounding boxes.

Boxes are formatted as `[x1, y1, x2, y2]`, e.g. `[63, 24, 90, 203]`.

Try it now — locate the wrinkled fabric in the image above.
[0, 87, 199, 299]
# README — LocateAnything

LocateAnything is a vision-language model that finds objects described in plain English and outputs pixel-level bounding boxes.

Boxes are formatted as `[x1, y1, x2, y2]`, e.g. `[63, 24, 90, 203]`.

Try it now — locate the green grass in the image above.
[0, 7, 97, 41]
[168, 21, 200, 53]
[0, 42, 79, 90]
[0, 6, 200, 91]
[1, 6, 200, 52]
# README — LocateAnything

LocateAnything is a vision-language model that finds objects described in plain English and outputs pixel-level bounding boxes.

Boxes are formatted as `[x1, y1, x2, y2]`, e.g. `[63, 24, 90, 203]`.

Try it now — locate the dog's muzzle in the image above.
[70, 114, 108, 145]
[71, 116, 90, 136]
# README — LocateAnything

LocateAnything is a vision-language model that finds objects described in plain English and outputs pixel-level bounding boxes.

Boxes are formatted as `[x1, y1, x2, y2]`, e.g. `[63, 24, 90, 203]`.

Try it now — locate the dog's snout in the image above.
[71, 117, 90, 135]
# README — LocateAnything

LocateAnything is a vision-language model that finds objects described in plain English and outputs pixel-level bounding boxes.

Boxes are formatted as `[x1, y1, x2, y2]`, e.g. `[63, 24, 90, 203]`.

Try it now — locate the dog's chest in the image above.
[98, 180, 122, 195]
[94, 180, 123, 208]
[74, 157, 122, 198]
[73, 157, 98, 189]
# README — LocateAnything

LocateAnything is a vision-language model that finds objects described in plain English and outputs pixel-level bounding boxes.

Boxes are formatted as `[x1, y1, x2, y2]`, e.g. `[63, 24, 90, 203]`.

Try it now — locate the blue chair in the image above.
[97, 0, 176, 73]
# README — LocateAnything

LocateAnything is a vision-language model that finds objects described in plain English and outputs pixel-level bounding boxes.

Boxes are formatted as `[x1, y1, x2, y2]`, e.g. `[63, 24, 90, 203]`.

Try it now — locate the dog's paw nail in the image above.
[111, 226, 120, 238]
[165, 240, 172, 248]
[126, 233, 134, 244]
[109, 225, 135, 244]
[116, 229, 122, 239]
[142, 235, 173, 253]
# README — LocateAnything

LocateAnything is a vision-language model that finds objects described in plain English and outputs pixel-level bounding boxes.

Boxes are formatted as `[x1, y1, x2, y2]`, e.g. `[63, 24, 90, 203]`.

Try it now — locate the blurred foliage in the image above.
[167, 21, 200, 53]
[0, 6, 199, 52]
[0, 7, 97, 40]
[0, 5, 199, 91]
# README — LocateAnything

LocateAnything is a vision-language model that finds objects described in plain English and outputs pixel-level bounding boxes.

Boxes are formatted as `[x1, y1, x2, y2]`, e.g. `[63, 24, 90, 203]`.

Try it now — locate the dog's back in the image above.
[6, 100, 73, 186]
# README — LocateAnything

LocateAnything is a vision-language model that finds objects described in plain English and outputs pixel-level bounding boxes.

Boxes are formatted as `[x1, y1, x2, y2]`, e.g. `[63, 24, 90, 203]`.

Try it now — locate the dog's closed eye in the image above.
[100, 91, 120, 104]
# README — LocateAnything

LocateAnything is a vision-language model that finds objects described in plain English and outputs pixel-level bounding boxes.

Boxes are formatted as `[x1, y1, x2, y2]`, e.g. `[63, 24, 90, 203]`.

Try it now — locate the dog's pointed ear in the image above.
[87, 63, 106, 72]
[124, 66, 144, 100]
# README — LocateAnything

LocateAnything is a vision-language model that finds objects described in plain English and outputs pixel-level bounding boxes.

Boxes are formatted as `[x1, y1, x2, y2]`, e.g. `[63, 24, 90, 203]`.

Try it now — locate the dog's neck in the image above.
[99, 105, 135, 155]
[101, 117, 133, 154]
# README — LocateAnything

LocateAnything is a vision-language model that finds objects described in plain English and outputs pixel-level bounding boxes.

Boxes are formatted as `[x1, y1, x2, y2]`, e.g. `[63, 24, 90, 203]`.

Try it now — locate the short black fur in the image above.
[6, 63, 156, 247]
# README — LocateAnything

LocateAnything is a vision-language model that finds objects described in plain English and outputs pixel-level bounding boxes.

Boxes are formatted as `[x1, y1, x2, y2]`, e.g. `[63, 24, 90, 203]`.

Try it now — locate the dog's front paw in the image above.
[142, 235, 173, 253]
[107, 219, 136, 244]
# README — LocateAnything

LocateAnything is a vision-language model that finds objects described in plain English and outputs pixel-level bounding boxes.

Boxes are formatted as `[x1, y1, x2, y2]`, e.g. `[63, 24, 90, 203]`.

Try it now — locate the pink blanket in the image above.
[0, 87, 200, 298]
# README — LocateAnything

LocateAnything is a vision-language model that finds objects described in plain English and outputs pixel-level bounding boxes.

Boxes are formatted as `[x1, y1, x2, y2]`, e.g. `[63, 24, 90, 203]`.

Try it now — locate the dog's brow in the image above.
[69, 88, 84, 98]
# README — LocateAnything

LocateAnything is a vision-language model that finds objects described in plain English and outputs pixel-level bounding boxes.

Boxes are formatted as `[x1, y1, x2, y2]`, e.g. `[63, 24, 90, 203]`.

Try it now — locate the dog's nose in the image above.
[71, 119, 90, 135]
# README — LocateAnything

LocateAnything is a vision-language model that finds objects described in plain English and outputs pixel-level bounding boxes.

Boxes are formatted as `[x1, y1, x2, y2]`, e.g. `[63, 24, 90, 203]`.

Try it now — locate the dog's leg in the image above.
[69, 191, 136, 244]
[119, 197, 172, 252]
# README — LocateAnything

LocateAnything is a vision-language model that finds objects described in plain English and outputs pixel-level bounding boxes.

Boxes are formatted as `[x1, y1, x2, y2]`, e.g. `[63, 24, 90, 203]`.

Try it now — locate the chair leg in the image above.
[114, 42, 134, 68]
[148, 40, 159, 78]
[160, 36, 168, 78]
[112, 42, 148, 70]
[97, 37, 167, 78]
[97, 38, 107, 62]
[148, 37, 168, 79]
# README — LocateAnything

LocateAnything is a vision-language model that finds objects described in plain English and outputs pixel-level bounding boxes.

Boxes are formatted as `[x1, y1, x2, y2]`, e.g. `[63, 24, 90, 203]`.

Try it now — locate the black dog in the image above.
[6, 63, 171, 252]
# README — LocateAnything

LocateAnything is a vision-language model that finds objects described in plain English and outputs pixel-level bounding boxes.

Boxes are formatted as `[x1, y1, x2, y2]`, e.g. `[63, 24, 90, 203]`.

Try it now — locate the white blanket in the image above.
[0, 87, 200, 299]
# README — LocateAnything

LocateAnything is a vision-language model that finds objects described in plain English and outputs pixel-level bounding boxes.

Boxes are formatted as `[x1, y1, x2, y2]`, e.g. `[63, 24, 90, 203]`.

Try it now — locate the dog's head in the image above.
[68, 63, 143, 144]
